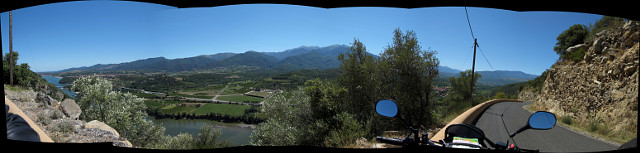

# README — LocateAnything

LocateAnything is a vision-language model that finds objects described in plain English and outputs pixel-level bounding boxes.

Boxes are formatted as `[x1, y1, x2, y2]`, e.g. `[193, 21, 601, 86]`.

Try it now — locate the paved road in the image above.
[473, 101, 620, 152]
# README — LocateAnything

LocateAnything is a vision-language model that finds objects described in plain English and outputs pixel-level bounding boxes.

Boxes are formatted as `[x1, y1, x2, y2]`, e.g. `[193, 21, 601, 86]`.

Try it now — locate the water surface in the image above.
[41, 75, 76, 98]
[148, 116, 254, 146]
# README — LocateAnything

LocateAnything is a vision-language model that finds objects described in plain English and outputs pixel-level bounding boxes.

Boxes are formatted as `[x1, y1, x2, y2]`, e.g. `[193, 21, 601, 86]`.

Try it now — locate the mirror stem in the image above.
[398, 114, 420, 143]
[509, 125, 529, 138]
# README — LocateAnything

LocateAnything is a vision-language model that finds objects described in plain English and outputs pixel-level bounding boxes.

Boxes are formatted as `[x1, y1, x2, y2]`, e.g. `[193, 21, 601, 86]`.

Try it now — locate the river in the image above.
[41, 75, 76, 98]
[42, 75, 254, 146]
[148, 116, 254, 146]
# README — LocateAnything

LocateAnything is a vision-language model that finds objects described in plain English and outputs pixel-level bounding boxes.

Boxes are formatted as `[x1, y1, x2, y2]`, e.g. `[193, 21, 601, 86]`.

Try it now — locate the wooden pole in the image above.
[470, 38, 477, 102]
[9, 11, 14, 86]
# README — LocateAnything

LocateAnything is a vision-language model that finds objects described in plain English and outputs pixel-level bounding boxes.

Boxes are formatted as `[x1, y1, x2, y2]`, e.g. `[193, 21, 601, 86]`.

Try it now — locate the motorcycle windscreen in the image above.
[444, 124, 487, 143]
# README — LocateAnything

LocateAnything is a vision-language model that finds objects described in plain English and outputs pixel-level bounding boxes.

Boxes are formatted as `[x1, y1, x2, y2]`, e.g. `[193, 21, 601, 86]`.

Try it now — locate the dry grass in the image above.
[523, 102, 635, 145]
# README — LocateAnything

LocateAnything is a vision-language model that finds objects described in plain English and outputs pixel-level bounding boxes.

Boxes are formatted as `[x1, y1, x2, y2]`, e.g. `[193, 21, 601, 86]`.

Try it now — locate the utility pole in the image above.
[470, 38, 477, 102]
[9, 11, 14, 86]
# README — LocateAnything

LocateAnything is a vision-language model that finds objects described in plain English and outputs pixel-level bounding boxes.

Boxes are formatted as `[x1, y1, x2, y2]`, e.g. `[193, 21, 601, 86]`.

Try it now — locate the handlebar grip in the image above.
[376, 136, 404, 146]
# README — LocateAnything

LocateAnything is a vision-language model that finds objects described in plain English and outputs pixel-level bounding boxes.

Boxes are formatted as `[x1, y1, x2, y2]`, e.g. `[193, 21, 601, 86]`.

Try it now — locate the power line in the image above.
[477, 44, 496, 71]
[464, 6, 497, 72]
[464, 6, 475, 41]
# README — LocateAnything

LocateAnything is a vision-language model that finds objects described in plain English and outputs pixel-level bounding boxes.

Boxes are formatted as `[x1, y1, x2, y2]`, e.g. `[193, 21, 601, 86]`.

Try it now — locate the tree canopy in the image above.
[554, 24, 589, 56]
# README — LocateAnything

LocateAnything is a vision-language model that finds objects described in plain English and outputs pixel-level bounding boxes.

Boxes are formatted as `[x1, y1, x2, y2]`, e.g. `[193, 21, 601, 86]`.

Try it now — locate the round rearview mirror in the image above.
[528, 111, 556, 130]
[376, 100, 398, 118]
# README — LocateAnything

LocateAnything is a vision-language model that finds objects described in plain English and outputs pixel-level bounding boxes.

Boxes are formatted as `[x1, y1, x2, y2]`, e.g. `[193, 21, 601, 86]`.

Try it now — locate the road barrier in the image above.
[430, 99, 522, 141]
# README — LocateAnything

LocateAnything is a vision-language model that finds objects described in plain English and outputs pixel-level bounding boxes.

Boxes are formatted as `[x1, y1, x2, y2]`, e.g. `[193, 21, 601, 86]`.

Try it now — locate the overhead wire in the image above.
[464, 5, 497, 72]
[477, 44, 496, 71]
[465, 6, 476, 41]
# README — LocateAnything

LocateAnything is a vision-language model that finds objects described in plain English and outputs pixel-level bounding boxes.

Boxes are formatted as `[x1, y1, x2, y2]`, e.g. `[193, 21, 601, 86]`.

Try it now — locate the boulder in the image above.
[592, 38, 604, 54]
[596, 29, 608, 37]
[85, 120, 120, 138]
[625, 32, 639, 47]
[36, 92, 53, 108]
[113, 140, 133, 148]
[61, 99, 82, 120]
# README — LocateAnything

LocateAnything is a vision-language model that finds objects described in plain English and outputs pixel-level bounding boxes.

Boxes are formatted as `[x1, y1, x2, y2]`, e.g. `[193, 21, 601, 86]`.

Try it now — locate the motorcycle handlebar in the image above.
[375, 136, 404, 146]
[376, 136, 538, 153]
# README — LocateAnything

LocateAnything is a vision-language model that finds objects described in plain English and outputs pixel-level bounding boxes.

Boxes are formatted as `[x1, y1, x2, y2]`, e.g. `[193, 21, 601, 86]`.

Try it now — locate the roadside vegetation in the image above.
[433, 70, 487, 127]
[3, 51, 70, 101]
[70, 76, 231, 149]
[251, 28, 445, 147]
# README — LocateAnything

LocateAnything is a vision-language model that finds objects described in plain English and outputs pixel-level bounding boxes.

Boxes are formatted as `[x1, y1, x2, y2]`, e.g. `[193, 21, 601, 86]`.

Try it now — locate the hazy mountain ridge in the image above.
[55, 45, 537, 86]
[55, 45, 354, 73]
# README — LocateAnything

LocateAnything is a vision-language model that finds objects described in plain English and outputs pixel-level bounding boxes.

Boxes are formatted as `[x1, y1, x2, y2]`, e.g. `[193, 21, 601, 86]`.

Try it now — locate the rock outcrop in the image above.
[4, 87, 132, 147]
[523, 20, 638, 136]
[61, 99, 82, 120]
[85, 120, 121, 138]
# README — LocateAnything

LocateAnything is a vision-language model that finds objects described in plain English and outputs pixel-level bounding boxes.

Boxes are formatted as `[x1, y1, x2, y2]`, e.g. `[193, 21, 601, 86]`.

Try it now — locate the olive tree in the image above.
[71, 76, 164, 147]
[378, 28, 440, 129]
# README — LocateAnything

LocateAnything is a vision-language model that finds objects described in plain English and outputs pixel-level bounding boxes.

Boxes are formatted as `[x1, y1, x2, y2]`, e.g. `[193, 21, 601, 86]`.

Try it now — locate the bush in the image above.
[585, 16, 626, 42]
[323, 112, 369, 147]
[554, 24, 588, 56]
[71, 76, 168, 148]
[37, 111, 53, 125]
[562, 47, 586, 62]
[249, 89, 316, 146]
[587, 119, 600, 132]
[493, 92, 507, 99]
[163, 133, 195, 150]
[3, 51, 69, 101]
[560, 115, 573, 125]
[196, 124, 230, 149]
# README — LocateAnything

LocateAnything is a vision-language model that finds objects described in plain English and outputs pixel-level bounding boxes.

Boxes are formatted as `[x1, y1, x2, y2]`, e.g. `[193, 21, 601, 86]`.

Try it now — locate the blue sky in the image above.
[1, 1, 603, 75]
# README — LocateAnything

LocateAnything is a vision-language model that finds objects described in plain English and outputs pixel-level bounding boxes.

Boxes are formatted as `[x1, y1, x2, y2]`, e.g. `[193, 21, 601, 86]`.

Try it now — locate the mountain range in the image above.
[56, 44, 360, 73]
[54, 45, 537, 85]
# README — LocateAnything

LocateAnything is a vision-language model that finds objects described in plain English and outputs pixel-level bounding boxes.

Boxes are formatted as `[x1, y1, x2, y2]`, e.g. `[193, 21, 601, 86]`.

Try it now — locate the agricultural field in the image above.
[216, 95, 263, 103]
[245, 91, 271, 98]
[146, 99, 253, 117]
[192, 103, 250, 116]
[169, 92, 215, 99]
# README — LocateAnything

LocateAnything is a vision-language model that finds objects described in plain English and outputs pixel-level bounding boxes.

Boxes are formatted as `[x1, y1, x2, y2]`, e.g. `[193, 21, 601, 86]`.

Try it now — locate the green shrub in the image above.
[587, 119, 600, 132]
[323, 112, 369, 147]
[163, 133, 195, 150]
[37, 111, 53, 125]
[195, 124, 231, 149]
[562, 47, 586, 62]
[560, 115, 573, 125]
[493, 92, 507, 99]
[554, 24, 588, 56]
[57, 120, 75, 133]
[585, 16, 626, 42]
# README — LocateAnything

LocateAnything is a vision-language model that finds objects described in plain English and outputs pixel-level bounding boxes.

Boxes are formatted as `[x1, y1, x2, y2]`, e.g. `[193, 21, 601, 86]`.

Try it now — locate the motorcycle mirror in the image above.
[528, 111, 556, 130]
[510, 111, 557, 137]
[376, 100, 398, 118]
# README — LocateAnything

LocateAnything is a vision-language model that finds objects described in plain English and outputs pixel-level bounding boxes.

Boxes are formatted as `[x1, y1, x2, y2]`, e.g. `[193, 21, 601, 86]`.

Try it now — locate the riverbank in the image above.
[147, 116, 255, 146]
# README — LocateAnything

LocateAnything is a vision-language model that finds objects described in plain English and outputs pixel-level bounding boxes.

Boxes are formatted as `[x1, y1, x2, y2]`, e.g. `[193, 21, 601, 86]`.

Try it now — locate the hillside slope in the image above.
[521, 20, 638, 142]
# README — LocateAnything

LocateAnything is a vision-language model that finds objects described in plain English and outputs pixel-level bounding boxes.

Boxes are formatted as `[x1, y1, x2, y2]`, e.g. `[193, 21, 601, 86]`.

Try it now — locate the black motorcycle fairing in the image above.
[6, 105, 41, 142]
[444, 123, 494, 148]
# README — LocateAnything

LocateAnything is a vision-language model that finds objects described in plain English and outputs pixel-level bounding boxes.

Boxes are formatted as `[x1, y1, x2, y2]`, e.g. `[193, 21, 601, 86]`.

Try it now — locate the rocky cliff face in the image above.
[523, 21, 638, 136]
[5, 87, 132, 147]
